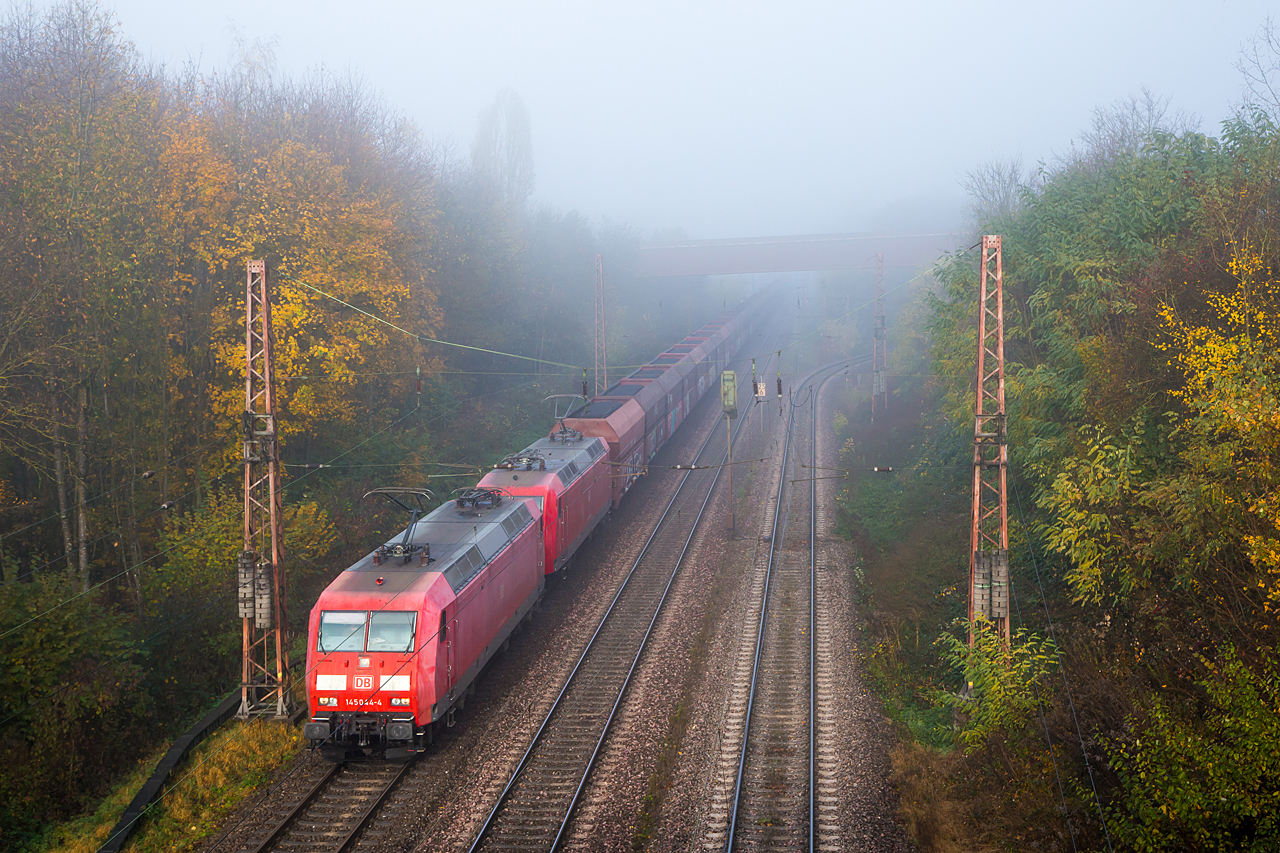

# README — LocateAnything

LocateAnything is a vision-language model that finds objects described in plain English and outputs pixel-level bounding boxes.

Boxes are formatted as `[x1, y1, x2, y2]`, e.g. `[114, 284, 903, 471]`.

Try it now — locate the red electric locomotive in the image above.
[303, 487, 543, 755]
[476, 433, 611, 574]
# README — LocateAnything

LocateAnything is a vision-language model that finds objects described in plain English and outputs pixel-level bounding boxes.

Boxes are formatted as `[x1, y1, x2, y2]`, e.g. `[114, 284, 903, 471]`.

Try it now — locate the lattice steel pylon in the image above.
[871, 252, 887, 415]
[238, 260, 292, 718]
[969, 236, 1010, 643]
[594, 254, 608, 396]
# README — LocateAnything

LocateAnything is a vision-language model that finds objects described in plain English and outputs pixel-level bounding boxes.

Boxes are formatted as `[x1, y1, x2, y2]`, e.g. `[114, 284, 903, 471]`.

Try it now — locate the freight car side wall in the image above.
[565, 289, 772, 506]
[614, 426, 646, 503]
[630, 293, 764, 467]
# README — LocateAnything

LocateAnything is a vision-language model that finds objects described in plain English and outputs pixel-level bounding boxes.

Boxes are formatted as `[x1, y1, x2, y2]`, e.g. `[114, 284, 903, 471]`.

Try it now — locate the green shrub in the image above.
[1107, 649, 1280, 852]
[932, 620, 1058, 754]
[0, 574, 150, 840]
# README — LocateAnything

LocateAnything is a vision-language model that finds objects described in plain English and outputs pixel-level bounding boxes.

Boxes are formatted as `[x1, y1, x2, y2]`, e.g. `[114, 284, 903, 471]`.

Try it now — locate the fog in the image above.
[100, 0, 1271, 239]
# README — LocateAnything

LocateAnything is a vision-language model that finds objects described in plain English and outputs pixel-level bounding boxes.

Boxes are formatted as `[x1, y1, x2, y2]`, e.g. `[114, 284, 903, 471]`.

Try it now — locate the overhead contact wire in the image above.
[6, 468, 241, 586]
[97, 302, 779, 848]
[4, 373, 547, 640]
[288, 277, 584, 371]
[1006, 542, 1078, 851]
[84, 378, 560, 848]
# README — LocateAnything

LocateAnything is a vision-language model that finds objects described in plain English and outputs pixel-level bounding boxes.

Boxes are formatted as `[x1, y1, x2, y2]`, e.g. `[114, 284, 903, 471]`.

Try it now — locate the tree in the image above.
[961, 155, 1029, 232]
[1055, 88, 1197, 175]
[471, 88, 535, 210]
[1237, 16, 1280, 123]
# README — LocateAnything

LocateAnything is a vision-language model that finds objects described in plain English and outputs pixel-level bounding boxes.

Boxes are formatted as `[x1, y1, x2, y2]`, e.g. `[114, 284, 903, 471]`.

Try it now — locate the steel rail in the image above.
[807, 366, 839, 853]
[468, 321, 788, 853]
[725, 358, 847, 852]
[331, 759, 415, 853]
[551, 394, 738, 851]
[805, 364, 844, 852]
[245, 762, 341, 853]
[245, 758, 412, 853]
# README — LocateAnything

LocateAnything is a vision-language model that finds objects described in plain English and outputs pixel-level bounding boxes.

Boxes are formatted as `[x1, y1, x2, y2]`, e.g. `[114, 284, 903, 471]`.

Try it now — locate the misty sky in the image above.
[92, 0, 1275, 240]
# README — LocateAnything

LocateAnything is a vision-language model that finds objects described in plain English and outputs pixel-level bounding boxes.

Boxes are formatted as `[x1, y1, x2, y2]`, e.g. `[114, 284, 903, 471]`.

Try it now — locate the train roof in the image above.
[331, 495, 539, 597]
[568, 399, 629, 419]
[479, 435, 606, 491]
[602, 382, 645, 397]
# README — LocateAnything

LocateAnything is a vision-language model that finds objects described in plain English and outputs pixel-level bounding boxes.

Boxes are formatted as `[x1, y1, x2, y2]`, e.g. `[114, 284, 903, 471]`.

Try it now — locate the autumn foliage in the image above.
[0, 3, 735, 845]
[884, 104, 1280, 849]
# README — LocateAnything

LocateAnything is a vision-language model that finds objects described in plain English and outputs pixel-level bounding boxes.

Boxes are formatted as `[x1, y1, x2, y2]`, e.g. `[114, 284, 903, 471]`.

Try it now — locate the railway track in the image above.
[239, 759, 413, 853]
[700, 359, 848, 852]
[465, 328, 787, 853]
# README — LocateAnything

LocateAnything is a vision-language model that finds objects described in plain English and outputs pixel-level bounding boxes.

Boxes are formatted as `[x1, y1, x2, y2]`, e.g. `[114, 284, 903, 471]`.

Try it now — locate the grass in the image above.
[15, 745, 167, 853]
[29, 719, 303, 853]
[889, 743, 976, 853]
[835, 382, 967, 751]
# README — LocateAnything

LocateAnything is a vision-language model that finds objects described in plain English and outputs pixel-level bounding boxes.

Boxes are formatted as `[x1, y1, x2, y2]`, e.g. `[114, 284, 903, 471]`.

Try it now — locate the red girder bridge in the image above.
[635, 231, 960, 277]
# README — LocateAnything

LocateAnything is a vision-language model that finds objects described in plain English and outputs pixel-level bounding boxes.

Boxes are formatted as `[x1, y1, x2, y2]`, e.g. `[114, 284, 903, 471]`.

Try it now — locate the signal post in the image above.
[722, 370, 738, 535]
[872, 253, 887, 416]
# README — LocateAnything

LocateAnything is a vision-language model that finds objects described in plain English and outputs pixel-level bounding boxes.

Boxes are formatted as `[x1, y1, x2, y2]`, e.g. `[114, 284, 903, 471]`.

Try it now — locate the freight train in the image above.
[303, 291, 771, 756]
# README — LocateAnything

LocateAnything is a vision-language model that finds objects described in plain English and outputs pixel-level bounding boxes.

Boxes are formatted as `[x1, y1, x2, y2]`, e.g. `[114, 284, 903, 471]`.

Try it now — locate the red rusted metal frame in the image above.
[969, 236, 1010, 643]
[871, 253, 887, 415]
[594, 255, 608, 396]
[240, 260, 292, 718]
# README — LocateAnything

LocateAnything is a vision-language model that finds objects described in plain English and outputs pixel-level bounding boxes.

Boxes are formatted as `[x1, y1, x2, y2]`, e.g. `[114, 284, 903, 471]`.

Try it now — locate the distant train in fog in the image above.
[302, 291, 770, 757]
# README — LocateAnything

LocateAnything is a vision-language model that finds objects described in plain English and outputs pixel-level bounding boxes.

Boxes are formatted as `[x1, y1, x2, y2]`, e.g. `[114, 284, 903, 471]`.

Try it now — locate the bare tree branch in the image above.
[1237, 16, 1280, 122]
[1055, 88, 1198, 174]
[962, 155, 1027, 230]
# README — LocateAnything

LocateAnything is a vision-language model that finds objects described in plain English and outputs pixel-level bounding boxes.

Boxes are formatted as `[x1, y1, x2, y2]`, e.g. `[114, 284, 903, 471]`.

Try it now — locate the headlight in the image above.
[390, 697, 410, 706]
[318, 696, 337, 706]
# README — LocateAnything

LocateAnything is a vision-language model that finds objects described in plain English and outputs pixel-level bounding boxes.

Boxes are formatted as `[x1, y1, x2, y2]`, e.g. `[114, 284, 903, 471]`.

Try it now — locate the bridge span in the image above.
[636, 231, 961, 277]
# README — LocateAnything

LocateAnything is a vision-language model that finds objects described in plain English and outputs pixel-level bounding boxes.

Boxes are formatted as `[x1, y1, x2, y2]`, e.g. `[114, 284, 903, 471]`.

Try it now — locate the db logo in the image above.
[354, 676, 374, 690]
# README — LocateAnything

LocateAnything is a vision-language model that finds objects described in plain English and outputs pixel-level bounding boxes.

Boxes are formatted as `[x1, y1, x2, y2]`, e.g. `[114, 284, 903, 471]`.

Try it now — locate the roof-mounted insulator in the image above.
[497, 450, 546, 471]
[454, 486, 504, 509]
[551, 425, 583, 443]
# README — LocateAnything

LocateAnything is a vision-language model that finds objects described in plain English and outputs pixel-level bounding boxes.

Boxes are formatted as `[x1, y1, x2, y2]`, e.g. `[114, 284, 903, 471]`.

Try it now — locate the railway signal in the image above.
[969, 236, 1010, 643]
[872, 252, 888, 416]
[721, 370, 738, 419]
[776, 361, 783, 417]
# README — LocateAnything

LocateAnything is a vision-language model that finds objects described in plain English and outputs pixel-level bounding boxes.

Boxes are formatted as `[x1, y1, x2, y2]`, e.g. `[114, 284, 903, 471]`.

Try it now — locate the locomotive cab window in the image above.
[367, 611, 417, 653]
[318, 611, 366, 652]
